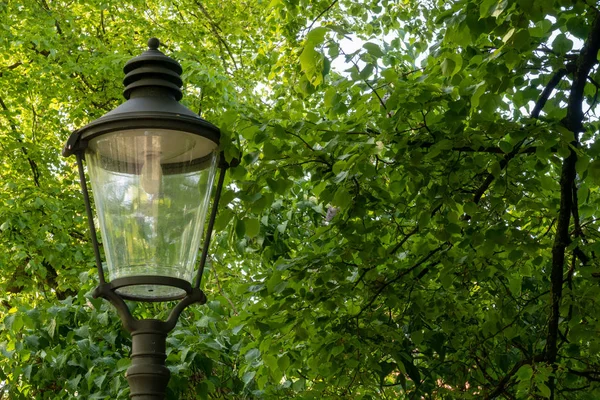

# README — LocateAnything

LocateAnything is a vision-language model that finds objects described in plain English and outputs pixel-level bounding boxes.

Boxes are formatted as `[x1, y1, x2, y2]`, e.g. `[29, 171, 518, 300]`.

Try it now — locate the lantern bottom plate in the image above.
[107, 275, 194, 302]
[116, 284, 186, 301]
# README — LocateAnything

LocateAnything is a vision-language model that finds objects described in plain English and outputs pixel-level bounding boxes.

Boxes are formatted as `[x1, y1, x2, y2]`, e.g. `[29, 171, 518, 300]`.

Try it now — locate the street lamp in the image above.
[63, 38, 231, 399]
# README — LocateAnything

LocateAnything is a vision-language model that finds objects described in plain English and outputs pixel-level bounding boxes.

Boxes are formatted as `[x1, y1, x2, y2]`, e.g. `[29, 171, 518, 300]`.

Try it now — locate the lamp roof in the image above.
[63, 38, 220, 157]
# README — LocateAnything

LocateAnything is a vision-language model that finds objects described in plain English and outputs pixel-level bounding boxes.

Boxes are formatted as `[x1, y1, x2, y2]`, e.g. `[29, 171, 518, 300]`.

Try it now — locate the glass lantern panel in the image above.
[85, 129, 218, 300]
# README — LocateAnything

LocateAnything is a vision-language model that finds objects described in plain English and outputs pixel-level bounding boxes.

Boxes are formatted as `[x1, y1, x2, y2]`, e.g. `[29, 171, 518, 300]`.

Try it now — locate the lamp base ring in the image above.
[107, 276, 193, 302]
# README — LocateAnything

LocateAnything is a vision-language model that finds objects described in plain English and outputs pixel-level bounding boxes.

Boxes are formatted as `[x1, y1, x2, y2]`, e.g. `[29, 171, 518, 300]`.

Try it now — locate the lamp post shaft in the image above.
[126, 325, 170, 399]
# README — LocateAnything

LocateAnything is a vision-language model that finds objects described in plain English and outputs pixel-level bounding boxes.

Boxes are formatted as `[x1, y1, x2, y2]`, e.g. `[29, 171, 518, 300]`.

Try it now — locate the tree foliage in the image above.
[1, 0, 600, 398]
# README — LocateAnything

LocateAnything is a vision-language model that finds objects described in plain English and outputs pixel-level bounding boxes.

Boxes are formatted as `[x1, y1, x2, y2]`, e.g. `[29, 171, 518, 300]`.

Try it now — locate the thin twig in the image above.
[340, 48, 387, 109]
[195, 1, 239, 70]
[306, 0, 339, 33]
[212, 264, 238, 315]
[356, 244, 446, 317]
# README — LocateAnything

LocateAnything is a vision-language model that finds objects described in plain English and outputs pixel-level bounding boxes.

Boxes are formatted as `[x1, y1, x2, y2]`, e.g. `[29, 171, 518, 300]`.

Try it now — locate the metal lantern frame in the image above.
[63, 38, 233, 399]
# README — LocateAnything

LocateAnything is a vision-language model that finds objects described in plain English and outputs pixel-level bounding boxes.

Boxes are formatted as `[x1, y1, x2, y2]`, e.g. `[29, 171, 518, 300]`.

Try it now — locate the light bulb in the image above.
[140, 152, 162, 195]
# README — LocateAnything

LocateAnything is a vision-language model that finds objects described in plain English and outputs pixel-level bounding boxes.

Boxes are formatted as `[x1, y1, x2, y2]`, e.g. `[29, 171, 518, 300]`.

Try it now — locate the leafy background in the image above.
[1, 0, 600, 398]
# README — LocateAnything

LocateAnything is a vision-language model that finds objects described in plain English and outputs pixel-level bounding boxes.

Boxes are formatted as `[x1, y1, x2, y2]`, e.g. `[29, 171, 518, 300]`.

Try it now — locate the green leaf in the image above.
[508, 276, 521, 296]
[480, 0, 507, 18]
[68, 375, 82, 391]
[333, 187, 352, 209]
[214, 208, 233, 231]
[300, 45, 324, 86]
[441, 58, 456, 77]
[587, 159, 600, 184]
[552, 33, 573, 53]
[245, 218, 260, 238]
[322, 56, 331, 78]
[394, 353, 421, 384]
[94, 372, 107, 389]
[516, 365, 533, 382]
[499, 141, 513, 153]
[441, 54, 462, 76]
[263, 141, 280, 159]
[576, 156, 590, 175]
[242, 371, 256, 385]
[245, 348, 260, 362]
[360, 64, 374, 79]
[381, 68, 398, 83]
[529, 20, 552, 37]
[306, 27, 328, 45]
[46, 318, 56, 339]
[363, 42, 384, 58]
[235, 218, 245, 238]
[556, 125, 575, 142]
[538, 382, 551, 398]
[278, 354, 290, 372]
[471, 82, 487, 109]
[196, 382, 209, 400]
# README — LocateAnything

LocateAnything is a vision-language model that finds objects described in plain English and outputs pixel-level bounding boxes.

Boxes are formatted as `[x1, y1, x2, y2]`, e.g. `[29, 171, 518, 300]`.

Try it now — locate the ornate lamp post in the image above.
[63, 38, 231, 399]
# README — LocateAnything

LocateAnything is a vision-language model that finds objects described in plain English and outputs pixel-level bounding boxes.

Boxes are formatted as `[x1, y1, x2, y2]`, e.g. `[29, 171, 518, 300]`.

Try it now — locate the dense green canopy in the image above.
[1, 0, 600, 398]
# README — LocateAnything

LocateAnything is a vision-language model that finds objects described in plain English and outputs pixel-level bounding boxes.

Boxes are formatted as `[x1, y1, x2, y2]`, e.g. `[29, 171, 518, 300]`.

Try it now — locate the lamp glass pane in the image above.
[85, 129, 218, 300]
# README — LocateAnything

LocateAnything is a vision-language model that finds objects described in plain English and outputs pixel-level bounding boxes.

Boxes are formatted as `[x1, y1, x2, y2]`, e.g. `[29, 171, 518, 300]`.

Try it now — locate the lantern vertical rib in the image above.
[195, 162, 227, 289]
[76, 152, 106, 284]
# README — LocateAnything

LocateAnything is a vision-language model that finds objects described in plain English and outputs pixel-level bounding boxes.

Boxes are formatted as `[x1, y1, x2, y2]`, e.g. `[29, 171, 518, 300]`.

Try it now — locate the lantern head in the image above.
[64, 38, 221, 301]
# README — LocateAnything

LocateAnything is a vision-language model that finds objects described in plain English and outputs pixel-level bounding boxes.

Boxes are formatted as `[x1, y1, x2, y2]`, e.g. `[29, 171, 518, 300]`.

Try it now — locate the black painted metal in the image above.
[62, 38, 220, 158]
[92, 282, 207, 334]
[93, 282, 207, 399]
[62, 110, 220, 157]
[194, 163, 227, 289]
[76, 153, 106, 284]
[123, 38, 183, 100]
[127, 327, 170, 400]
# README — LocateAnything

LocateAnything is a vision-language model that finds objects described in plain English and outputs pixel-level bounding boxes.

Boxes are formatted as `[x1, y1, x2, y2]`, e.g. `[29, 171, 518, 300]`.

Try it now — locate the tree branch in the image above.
[39, 0, 63, 35]
[341, 48, 387, 109]
[388, 226, 419, 255]
[408, 140, 547, 154]
[473, 65, 572, 204]
[484, 355, 546, 400]
[0, 97, 40, 186]
[356, 245, 446, 317]
[546, 11, 600, 399]
[567, 368, 600, 382]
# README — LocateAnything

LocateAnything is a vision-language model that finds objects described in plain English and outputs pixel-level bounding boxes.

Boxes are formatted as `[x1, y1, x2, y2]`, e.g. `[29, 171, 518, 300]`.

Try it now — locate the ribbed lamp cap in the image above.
[122, 38, 183, 100]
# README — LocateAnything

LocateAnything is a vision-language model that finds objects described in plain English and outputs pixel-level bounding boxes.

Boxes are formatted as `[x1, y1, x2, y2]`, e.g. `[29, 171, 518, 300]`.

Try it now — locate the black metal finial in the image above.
[148, 37, 160, 50]
[121, 38, 184, 100]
